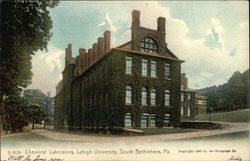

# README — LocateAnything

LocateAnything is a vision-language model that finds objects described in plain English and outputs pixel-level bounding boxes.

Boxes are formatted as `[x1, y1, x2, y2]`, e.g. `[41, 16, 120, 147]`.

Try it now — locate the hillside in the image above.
[195, 109, 250, 122]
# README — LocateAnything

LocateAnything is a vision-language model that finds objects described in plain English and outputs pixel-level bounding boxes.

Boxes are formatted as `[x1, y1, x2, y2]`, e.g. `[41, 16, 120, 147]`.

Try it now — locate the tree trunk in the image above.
[32, 121, 35, 129]
[0, 93, 4, 134]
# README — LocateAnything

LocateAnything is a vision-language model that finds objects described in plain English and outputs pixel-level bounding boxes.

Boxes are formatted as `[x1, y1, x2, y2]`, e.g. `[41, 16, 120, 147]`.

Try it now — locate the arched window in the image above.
[150, 88, 156, 106]
[140, 37, 159, 53]
[164, 90, 170, 106]
[142, 87, 148, 105]
[125, 86, 132, 104]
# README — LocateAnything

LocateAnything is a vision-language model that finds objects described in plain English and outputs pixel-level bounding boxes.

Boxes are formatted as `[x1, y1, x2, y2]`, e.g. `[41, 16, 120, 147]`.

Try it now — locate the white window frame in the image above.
[164, 90, 170, 106]
[187, 93, 191, 101]
[187, 107, 191, 116]
[165, 63, 170, 78]
[181, 93, 184, 102]
[181, 106, 184, 116]
[150, 88, 156, 106]
[142, 59, 148, 76]
[151, 61, 157, 77]
[125, 113, 132, 127]
[141, 115, 148, 127]
[150, 114, 156, 127]
[125, 86, 132, 104]
[125, 57, 132, 74]
[142, 87, 148, 105]
[164, 114, 170, 127]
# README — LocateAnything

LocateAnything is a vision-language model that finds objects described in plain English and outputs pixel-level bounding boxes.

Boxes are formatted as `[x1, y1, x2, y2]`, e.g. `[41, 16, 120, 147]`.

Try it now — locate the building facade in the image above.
[54, 10, 184, 130]
[180, 73, 196, 120]
[195, 93, 207, 115]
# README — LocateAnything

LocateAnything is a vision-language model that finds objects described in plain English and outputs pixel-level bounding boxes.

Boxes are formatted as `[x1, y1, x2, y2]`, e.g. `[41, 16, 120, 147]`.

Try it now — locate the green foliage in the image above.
[0, 0, 58, 96]
[3, 89, 52, 132]
[195, 109, 250, 122]
[198, 69, 249, 111]
[62, 50, 182, 131]
[22, 89, 49, 127]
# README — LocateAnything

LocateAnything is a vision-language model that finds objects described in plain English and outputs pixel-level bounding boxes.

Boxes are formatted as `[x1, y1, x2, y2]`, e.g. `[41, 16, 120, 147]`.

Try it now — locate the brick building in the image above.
[180, 73, 196, 120]
[180, 73, 207, 120]
[54, 10, 185, 130]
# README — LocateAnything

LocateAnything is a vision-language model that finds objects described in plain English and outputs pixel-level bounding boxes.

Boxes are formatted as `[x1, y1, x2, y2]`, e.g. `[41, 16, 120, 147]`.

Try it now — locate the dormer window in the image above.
[140, 37, 159, 53]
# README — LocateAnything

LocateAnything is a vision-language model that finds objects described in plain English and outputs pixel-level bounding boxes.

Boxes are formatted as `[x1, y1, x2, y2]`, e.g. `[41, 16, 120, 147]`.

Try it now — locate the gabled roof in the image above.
[114, 47, 184, 63]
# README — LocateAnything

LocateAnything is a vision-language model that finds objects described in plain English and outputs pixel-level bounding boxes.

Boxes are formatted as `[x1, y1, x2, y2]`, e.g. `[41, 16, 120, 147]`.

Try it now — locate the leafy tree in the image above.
[198, 69, 249, 111]
[22, 89, 49, 129]
[0, 0, 59, 131]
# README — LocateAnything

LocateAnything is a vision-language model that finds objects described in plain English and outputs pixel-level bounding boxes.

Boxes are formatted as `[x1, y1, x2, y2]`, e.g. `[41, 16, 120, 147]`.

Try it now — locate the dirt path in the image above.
[30, 122, 249, 143]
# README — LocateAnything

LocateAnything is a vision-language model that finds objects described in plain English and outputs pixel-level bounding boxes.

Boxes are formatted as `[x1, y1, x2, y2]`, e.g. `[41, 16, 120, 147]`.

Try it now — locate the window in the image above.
[181, 93, 184, 102]
[181, 106, 184, 116]
[140, 37, 159, 53]
[187, 93, 191, 101]
[164, 114, 170, 127]
[187, 107, 191, 116]
[164, 90, 170, 106]
[125, 114, 132, 127]
[141, 115, 148, 127]
[150, 88, 156, 106]
[165, 63, 170, 78]
[151, 61, 157, 77]
[125, 57, 132, 74]
[142, 59, 148, 76]
[150, 114, 156, 127]
[126, 86, 132, 104]
[142, 87, 148, 105]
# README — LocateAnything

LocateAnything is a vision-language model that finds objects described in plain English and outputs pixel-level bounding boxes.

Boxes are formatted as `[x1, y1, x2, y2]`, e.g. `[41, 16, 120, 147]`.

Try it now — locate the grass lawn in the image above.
[195, 109, 250, 122]
[51, 128, 197, 136]
[136, 128, 197, 135]
[186, 131, 249, 141]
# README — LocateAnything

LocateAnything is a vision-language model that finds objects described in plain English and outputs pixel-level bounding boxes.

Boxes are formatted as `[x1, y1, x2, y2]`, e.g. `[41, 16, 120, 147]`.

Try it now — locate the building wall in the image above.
[54, 90, 65, 129]
[54, 10, 183, 130]
[110, 50, 181, 128]
[195, 94, 207, 115]
[181, 91, 196, 120]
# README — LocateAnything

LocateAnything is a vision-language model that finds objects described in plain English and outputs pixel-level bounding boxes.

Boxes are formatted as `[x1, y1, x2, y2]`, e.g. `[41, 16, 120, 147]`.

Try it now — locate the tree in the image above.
[22, 89, 48, 129]
[198, 69, 249, 111]
[0, 0, 59, 131]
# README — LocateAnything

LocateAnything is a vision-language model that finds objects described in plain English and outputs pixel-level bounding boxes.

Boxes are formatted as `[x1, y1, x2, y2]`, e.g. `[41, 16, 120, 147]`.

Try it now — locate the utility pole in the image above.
[209, 107, 213, 122]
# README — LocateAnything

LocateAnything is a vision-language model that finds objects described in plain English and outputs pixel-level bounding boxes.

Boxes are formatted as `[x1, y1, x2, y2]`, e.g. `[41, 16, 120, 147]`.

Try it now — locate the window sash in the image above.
[141, 116, 148, 127]
[126, 87, 132, 104]
[126, 57, 132, 74]
[125, 115, 132, 127]
[142, 60, 148, 76]
[164, 93, 170, 106]
[181, 107, 184, 116]
[187, 107, 191, 116]
[142, 91, 147, 105]
[150, 92, 156, 105]
[165, 63, 170, 77]
[151, 61, 156, 77]
[150, 116, 156, 127]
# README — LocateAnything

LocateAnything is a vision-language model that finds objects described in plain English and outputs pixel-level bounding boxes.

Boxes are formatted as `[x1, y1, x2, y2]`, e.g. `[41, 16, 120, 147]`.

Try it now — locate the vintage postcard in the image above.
[1, 1, 249, 161]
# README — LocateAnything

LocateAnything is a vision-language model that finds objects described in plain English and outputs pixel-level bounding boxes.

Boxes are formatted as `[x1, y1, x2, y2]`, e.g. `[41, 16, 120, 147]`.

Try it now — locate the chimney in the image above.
[88, 49, 93, 66]
[79, 48, 85, 73]
[104, 31, 110, 54]
[75, 56, 79, 76]
[132, 10, 140, 28]
[84, 52, 89, 70]
[157, 17, 165, 32]
[93, 43, 98, 62]
[65, 43, 72, 62]
[98, 37, 104, 57]
[185, 78, 188, 90]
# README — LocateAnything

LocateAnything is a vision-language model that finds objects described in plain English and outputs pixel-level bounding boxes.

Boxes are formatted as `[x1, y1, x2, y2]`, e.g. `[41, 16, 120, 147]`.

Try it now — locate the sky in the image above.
[27, 1, 249, 96]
